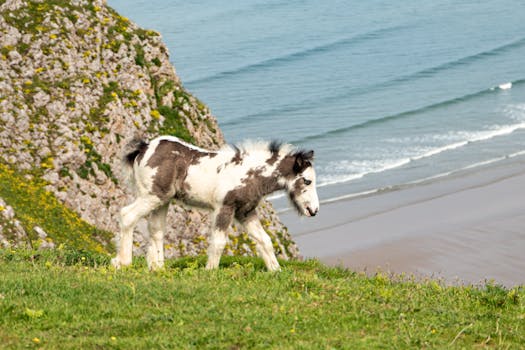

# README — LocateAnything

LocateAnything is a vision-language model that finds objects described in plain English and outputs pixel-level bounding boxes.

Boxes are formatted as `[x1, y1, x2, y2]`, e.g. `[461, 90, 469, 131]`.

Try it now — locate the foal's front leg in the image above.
[241, 215, 280, 271]
[147, 203, 169, 270]
[206, 207, 234, 270]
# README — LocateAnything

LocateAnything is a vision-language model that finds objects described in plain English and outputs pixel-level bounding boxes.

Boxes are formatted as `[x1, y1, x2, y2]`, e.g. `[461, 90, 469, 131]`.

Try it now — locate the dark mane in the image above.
[268, 140, 282, 155]
[292, 149, 314, 161]
[230, 144, 241, 154]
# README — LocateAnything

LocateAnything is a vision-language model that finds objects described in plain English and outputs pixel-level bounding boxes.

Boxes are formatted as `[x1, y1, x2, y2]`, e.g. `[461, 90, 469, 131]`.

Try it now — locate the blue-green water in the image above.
[109, 0, 525, 204]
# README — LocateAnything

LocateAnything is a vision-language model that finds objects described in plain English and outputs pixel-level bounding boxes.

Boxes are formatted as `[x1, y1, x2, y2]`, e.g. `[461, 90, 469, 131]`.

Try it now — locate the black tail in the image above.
[123, 138, 149, 166]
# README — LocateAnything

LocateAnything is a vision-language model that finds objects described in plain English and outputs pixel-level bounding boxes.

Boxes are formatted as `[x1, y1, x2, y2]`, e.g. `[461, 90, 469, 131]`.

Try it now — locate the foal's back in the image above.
[133, 136, 220, 203]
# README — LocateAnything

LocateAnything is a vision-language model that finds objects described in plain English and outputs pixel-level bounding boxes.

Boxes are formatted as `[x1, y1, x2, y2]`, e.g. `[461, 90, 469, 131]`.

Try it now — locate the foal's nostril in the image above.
[306, 207, 317, 217]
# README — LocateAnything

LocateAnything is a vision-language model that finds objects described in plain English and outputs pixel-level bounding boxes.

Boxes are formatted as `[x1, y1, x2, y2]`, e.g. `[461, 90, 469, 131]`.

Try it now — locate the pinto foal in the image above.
[111, 135, 319, 271]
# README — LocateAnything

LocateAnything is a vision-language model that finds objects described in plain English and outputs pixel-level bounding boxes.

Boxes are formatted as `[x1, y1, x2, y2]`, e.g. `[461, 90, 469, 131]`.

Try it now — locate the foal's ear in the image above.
[293, 150, 314, 174]
[304, 150, 314, 160]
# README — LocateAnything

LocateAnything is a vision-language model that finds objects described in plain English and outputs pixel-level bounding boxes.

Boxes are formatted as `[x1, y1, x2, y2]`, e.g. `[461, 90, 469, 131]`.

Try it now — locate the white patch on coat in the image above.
[112, 136, 319, 272]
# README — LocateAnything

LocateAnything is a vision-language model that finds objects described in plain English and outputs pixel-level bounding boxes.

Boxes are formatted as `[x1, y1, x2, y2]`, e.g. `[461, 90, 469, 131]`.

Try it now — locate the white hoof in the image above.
[111, 257, 122, 269]
[267, 260, 281, 272]
[205, 262, 219, 270]
[147, 260, 165, 271]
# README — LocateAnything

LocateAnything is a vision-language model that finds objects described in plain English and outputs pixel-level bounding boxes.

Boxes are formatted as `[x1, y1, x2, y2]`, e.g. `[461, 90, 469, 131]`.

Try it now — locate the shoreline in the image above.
[280, 153, 525, 287]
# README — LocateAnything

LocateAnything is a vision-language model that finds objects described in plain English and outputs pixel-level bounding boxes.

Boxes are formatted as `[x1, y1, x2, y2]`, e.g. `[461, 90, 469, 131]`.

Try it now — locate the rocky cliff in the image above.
[0, 0, 298, 259]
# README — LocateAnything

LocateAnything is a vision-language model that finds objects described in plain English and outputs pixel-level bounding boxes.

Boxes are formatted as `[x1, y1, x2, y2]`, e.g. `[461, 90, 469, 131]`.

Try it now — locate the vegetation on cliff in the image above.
[0, 0, 298, 258]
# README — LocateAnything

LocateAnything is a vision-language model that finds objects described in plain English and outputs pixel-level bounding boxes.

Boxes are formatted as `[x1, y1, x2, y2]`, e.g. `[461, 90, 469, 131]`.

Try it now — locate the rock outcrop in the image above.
[0, 0, 298, 259]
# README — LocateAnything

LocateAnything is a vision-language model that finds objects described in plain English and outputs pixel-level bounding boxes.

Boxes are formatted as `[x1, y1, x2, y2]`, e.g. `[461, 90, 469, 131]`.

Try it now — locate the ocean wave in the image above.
[317, 158, 411, 187]
[504, 103, 525, 121]
[186, 25, 409, 87]
[316, 122, 525, 187]
[221, 72, 525, 132]
[316, 148, 525, 205]
[220, 38, 525, 130]
[292, 79, 525, 144]
[390, 37, 525, 84]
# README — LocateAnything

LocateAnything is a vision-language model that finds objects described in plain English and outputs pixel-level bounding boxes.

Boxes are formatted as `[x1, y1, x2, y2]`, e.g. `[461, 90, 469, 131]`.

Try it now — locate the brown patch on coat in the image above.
[276, 155, 296, 178]
[230, 146, 243, 165]
[147, 140, 215, 201]
[215, 205, 235, 231]
[276, 150, 314, 178]
[266, 152, 279, 166]
[288, 177, 307, 214]
[221, 166, 284, 224]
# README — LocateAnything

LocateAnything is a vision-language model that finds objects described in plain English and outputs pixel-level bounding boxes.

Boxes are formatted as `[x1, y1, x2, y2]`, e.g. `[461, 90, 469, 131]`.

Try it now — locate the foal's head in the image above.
[280, 150, 320, 217]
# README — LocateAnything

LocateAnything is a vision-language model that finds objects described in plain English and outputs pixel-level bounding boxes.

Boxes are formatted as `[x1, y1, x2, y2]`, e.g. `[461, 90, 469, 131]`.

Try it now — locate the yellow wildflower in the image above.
[150, 110, 160, 119]
[80, 136, 92, 145]
[41, 157, 54, 169]
[49, 34, 57, 39]
[32, 338, 40, 344]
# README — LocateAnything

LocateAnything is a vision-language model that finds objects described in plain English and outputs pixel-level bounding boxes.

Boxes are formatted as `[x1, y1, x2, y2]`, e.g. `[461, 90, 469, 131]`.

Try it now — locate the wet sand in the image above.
[280, 155, 525, 287]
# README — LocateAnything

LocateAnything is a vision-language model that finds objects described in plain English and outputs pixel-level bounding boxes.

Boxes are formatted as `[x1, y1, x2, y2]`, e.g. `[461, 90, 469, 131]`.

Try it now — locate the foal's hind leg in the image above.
[112, 195, 162, 268]
[240, 215, 280, 271]
[146, 203, 169, 270]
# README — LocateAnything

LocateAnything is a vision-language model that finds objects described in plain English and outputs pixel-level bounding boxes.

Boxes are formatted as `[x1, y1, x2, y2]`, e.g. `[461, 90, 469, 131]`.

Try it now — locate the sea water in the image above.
[108, 0, 525, 208]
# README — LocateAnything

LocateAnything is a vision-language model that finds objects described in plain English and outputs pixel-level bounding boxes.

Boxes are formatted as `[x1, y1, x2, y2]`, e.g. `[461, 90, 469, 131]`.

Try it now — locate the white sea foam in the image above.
[393, 148, 525, 187]
[504, 103, 525, 121]
[499, 82, 512, 90]
[508, 149, 525, 158]
[319, 189, 380, 204]
[316, 121, 525, 187]
[410, 141, 468, 161]
[319, 148, 525, 205]
[317, 158, 411, 187]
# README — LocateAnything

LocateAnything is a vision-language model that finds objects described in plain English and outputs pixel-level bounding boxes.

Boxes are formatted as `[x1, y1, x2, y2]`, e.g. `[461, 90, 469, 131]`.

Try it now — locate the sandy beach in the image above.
[280, 155, 525, 287]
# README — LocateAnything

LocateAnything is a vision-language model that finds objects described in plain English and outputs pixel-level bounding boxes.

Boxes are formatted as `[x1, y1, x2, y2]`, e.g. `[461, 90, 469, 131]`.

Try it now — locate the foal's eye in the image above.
[303, 179, 312, 186]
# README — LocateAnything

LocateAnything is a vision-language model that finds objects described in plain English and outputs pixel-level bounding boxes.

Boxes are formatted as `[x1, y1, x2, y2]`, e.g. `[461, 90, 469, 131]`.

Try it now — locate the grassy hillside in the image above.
[0, 163, 113, 252]
[0, 249, 523, 349]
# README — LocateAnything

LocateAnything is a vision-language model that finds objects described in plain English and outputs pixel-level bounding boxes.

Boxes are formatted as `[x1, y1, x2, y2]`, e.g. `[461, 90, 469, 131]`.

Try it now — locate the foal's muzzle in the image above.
[306, 206, 318, 217]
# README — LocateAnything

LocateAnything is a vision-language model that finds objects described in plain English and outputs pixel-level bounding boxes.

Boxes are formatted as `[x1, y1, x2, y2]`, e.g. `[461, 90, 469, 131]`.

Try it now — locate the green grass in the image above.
[0, 249, 523, 349]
